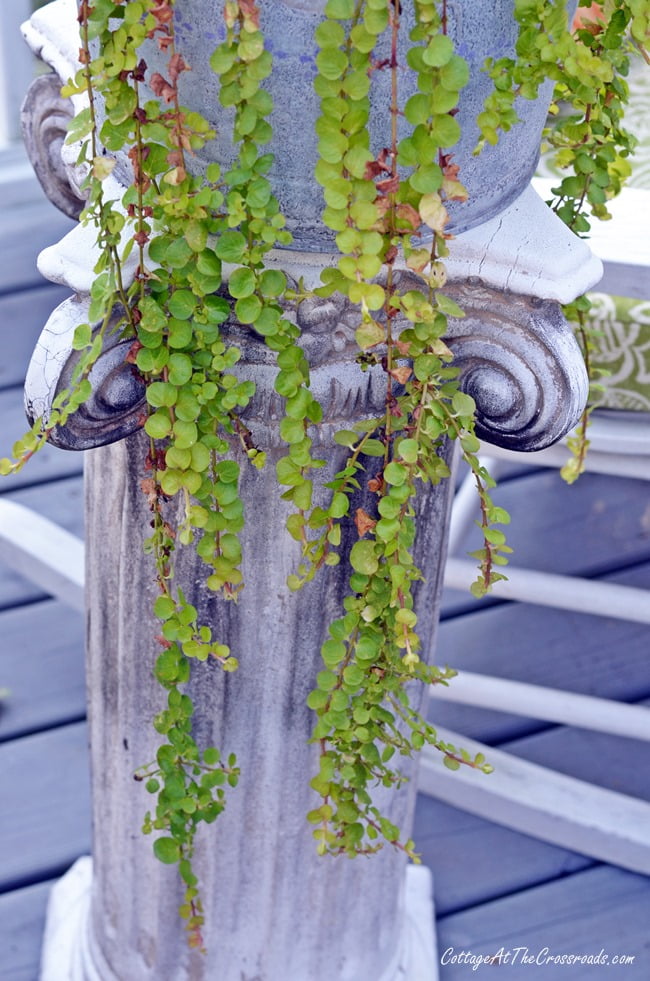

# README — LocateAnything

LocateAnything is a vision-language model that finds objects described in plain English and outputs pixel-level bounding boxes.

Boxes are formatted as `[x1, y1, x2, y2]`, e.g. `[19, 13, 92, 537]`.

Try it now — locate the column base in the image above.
[39, 858, 439, 981]
[39, 856, 99, 981]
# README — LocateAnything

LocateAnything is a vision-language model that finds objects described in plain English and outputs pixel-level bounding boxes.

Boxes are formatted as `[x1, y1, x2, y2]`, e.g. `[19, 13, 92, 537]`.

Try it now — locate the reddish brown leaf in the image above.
[396, 203, 421, 231]
[388, 395, 403, 417]
[354, 508, 377, 538]
[389, 365, 412, 385]
[364, 160, 385, 180]
[441, 157, 461, 181]
[239, 0, 261, 28]
[376, 174, 400, 195]
[125, 340, 143, 364]
[394, 339, 411, 356]
[385, 244, 398, 265]
[130, 59, 146, 82]
[168, 53, 189, 82]
[77, 3, 93, 25]
[151, 3, 174, 25]
[150, 72, 176, 103]
[377, 148, 392, 169]
[165, 165, 187, 185]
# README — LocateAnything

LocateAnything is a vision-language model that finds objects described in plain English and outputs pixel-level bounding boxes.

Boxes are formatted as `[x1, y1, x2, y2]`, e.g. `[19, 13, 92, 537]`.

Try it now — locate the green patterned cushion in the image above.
[624, 55, 650, 191]
[583, 293, 650, 411]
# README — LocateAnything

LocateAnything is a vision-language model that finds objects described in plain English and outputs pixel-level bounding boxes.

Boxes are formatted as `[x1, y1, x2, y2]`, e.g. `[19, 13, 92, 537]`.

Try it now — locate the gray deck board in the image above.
[0, 599, 84, 742]
[0, 879, 52, 981]
[0, 194, 74, 295]
[437, 865, 650, 980]
[0, 721, 91, 894]
[414, 792, 593, 916]
[442, 467, 650, 618]
[0, 388, 84, 491]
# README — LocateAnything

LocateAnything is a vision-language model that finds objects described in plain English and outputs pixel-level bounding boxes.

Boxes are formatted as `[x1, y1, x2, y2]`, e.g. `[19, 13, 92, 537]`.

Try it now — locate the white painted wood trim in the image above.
[428, 671, 650, 742]
[418, 726, 650, 875]
[0, 498, 84, 611]
[444, 556, 650, 625]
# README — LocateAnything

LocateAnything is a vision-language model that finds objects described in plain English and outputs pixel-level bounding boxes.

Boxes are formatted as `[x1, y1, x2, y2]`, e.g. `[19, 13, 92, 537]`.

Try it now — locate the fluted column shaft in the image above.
[83, 340, 453, 980]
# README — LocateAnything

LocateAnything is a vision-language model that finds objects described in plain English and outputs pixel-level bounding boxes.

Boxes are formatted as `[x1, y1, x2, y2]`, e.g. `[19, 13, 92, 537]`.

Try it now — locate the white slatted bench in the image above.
[429, 182, 650, 878]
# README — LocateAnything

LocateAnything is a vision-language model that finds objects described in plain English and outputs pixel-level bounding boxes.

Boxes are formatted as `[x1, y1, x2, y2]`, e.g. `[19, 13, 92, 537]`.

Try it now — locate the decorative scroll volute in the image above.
[433, 280, 590, 451]
[25, 268, 588, 454]
[21, 73, 85, 220]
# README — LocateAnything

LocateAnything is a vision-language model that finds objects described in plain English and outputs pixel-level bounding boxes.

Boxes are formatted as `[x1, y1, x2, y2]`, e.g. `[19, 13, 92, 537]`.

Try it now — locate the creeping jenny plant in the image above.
[4, 0, 648, 949]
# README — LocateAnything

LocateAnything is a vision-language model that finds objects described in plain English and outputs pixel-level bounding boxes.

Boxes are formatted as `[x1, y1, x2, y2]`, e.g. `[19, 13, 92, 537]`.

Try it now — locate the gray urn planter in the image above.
[20, 1, 599, 979]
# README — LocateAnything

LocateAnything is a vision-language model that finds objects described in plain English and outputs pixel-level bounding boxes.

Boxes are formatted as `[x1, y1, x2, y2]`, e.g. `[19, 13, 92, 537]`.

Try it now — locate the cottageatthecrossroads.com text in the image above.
[440, 947, 636, 970]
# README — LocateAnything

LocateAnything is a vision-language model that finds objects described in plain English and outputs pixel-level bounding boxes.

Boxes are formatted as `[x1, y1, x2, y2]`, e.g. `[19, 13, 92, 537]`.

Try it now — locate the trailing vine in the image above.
[304, 0, 504, 861]
[4, 0, 646, 950]
[477, 0, 649, 480]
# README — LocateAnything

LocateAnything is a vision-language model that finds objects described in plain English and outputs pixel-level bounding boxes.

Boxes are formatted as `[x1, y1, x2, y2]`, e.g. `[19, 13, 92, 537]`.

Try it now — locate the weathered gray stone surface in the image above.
[83, 329, 454, 978]
[20, 73, 84, 220]
[442, 280, 589, 450]
[136, 0, 557, 247]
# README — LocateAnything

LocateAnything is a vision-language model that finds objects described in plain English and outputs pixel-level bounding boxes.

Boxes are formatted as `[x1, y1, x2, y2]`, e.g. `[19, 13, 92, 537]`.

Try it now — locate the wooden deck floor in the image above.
[1, 170, 650, 979]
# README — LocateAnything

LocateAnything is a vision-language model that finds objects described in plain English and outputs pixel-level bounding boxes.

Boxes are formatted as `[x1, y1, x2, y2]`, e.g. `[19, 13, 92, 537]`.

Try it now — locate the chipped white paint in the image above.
[35, 183, 604, 304]
[445, 183, 603, 304]
[24, 294, 92, 427]
[37, 218, 137, 293]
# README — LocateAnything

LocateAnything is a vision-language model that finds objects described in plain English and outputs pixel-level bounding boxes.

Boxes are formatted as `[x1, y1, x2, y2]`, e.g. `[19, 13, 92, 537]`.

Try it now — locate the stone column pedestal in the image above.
[18, 2, 601, 979]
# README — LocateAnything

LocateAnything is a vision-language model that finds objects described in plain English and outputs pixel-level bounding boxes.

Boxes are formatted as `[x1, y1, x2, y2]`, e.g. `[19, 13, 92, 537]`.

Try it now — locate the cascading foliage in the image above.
[2, 0, 646, 951]
[478, 0, 648, 480]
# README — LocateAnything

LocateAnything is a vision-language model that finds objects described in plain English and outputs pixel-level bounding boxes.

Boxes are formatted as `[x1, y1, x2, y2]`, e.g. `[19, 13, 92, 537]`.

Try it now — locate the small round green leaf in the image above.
[153, 837, 181, 864]
[350, 540, 379, 576]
